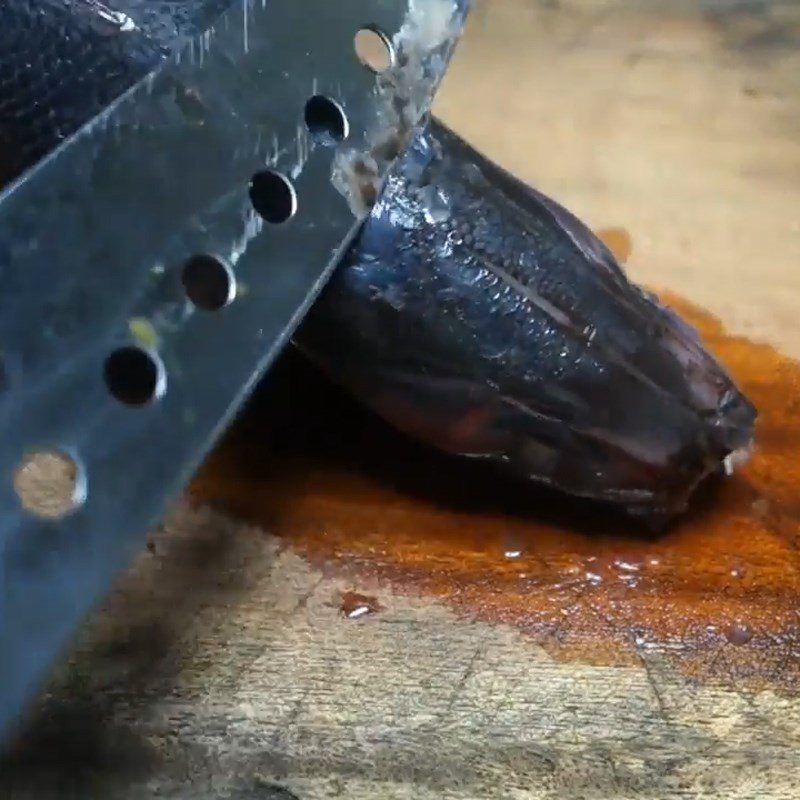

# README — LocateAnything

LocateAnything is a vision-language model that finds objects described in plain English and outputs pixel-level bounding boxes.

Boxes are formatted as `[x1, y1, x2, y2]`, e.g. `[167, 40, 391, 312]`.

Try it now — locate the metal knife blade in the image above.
[0, 0, 467, 739]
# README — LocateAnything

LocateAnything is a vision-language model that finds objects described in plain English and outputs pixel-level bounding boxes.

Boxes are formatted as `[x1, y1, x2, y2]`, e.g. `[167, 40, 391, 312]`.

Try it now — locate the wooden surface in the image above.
[4, 1, 800, 798]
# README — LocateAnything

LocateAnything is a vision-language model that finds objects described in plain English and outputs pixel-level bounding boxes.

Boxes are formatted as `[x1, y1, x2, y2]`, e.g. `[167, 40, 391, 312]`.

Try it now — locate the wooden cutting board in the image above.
[3, 1, 800, 798]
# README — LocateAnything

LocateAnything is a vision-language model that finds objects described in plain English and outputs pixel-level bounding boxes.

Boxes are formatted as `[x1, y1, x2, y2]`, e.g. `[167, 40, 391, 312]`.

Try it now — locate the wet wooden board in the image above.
[3, 1, 800, 798]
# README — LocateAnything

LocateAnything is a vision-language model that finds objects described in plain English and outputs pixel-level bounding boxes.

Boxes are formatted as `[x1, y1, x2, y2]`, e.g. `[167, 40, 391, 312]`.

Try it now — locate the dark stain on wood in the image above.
[190, 292, 800, 692]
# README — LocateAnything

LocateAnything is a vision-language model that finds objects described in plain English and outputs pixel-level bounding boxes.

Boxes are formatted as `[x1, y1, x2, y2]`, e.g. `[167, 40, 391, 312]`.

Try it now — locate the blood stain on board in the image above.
[190, 291, 800, 692]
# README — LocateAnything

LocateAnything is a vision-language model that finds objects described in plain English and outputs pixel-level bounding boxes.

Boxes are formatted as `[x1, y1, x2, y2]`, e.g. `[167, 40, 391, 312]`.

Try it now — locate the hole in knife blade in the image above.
[182, 254, 236, 311]
[14, 450, 86, 520]
[104, 346, 166, 407]
[249, 170, 297, 225]
[304, 95, 349, 146]
[354, 25, 395, 73]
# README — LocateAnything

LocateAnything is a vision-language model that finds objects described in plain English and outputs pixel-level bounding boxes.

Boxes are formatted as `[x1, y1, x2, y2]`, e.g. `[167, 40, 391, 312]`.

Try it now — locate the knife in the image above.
[0, 0, 468, 739]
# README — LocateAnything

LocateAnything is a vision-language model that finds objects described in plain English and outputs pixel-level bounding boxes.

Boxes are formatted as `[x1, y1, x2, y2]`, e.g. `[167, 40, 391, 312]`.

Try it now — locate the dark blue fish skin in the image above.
[295, 117, 757, 519]
[0, 0, 231, 185]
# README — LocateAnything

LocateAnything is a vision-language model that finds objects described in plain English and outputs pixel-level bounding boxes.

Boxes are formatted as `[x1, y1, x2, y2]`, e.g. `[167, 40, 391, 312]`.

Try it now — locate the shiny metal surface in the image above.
[0, 0, 464, 737]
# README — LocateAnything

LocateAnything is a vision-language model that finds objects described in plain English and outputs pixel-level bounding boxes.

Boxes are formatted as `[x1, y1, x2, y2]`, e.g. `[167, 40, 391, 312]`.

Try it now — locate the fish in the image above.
[1, 0, 756, 522]
[0, 0, 234, 187]
[295, 116, 757, 522]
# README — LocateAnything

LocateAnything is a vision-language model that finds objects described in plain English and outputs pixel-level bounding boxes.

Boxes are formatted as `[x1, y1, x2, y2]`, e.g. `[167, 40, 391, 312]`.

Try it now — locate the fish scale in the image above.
[460, 173, 656, 364]
[0, 0, 173, 185]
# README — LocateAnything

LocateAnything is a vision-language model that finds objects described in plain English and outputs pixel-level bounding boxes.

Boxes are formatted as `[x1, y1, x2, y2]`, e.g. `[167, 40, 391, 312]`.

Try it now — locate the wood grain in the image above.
[3, 1, 800, 798]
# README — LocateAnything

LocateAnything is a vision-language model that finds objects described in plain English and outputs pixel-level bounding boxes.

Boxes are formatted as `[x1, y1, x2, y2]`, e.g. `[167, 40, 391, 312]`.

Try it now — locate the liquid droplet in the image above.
[730, 565, 747, 579]
[339, 591, 382, 620]
[726, 622, 754, 646]
[614, 559, 642, 572]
